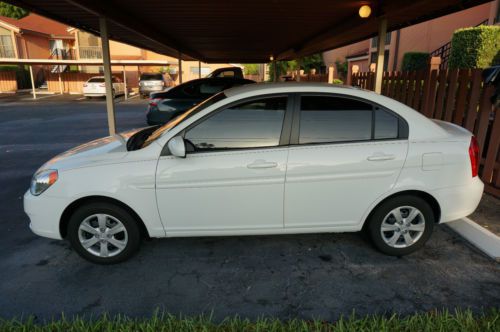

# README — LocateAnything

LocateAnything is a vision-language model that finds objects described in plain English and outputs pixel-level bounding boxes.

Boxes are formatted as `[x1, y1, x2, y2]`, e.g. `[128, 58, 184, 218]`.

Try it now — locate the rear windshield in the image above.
[141, 73, 163, 81]
[88, 77, 105, 83]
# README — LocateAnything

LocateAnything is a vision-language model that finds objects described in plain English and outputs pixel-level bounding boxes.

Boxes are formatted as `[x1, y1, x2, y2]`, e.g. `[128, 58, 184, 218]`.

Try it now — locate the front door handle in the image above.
[247, 160, 278, 169]
[367, 154, 396, 161]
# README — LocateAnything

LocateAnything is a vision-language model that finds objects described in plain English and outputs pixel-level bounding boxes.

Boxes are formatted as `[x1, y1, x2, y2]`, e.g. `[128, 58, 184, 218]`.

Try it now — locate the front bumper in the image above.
[24, 190, 67, 240]
[433, 176, 484, 223]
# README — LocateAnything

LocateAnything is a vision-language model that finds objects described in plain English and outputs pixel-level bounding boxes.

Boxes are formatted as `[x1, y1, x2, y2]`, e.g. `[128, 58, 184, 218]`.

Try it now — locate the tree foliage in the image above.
[243, 64, 259, 75]
[268, 53, 324, 81]
[0, 2, 29, 19]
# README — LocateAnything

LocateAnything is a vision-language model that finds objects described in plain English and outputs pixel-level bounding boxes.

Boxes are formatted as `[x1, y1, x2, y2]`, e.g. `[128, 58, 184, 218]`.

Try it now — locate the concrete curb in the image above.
[447, 217, 500, 261]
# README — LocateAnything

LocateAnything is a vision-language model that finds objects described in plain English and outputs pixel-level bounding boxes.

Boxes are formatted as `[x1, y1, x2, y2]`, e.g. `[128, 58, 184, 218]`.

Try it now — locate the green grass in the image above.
[0, 309, 498, 332]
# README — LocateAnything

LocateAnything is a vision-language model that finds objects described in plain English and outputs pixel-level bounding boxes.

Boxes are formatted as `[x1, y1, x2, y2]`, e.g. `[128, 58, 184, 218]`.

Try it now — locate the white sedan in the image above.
[24, 83, 483, 264]
[82, 76, 125, 98]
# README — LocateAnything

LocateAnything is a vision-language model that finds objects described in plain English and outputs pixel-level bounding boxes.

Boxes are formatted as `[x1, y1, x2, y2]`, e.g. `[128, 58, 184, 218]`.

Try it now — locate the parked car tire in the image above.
[67, 202, 141, 264]
[368, 195, 434, 256]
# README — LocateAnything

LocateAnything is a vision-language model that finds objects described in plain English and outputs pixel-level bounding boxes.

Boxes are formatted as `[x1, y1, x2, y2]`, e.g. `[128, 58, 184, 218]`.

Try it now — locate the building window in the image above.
[0, 27, 15, 58]
[370, 50, 390, 71]
[190, 66, 211, 76]
[371, 32, 392, 48]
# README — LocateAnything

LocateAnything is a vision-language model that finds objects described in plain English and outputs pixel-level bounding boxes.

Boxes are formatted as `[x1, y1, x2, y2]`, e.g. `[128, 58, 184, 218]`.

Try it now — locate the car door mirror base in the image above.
[167, 136, 186, 158]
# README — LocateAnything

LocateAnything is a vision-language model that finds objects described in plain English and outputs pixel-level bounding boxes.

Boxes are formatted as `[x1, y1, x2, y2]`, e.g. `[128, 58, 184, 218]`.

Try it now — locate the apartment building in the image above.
[323, 1, 498, 81]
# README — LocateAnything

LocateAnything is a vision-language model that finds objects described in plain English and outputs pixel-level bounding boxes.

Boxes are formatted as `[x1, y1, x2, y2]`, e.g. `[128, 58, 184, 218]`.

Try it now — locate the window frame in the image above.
[289, 93, 409, 146]
[174, 93, 295, 154]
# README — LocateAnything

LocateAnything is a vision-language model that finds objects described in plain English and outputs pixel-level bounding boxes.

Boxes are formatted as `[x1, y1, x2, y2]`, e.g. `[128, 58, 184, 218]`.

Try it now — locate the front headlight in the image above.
[30, 169, 58, 196]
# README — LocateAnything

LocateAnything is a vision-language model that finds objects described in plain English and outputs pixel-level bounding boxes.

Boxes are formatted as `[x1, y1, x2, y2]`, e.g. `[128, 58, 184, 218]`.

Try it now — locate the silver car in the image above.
[139, 73, 165, 97]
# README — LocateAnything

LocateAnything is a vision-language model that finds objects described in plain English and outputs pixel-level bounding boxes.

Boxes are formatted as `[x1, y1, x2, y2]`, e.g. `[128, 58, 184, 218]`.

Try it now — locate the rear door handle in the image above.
[367, 154, 395, 161]
[247, 160, 278, 169]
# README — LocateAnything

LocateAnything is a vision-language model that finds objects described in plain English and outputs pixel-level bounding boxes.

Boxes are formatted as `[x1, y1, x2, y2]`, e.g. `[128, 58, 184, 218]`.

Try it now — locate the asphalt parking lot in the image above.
[0, 93, 499, 321]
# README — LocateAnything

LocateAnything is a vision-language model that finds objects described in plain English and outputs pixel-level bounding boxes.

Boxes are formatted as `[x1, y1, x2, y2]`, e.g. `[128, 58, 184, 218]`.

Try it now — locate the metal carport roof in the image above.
[5, 0, 491, 63]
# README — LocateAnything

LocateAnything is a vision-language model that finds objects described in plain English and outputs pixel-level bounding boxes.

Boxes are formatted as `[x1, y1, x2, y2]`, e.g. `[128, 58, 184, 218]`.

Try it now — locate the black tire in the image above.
[368, 195, 434, 256]
[67, 202, 141, 264]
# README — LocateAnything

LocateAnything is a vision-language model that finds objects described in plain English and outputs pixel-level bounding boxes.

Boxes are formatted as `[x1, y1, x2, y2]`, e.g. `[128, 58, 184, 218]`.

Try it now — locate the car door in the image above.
[284, 94, 409, 229]
[156, 95, 293, 233]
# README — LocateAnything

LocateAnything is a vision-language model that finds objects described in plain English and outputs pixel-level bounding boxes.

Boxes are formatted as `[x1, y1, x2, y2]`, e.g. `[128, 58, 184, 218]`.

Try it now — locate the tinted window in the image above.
[141, 73, 163, 80]
[375, 109, 399, 139]
[88, 77, 104, 83]
[185, 97, 286, 150]
[299, 96, 372, 144]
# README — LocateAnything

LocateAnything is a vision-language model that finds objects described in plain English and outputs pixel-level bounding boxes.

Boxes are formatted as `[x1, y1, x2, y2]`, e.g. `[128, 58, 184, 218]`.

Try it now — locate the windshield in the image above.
[141, 73, 163, 81]
[142, 92, 227, 148]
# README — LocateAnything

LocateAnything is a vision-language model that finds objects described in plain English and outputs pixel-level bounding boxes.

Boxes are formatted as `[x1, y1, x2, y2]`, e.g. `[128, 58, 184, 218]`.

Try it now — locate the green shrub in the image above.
[449, 25, 500, 69]
[332, 78, 343, 84]
[402, 52, 429, 71]
[0, 65, 19, 72]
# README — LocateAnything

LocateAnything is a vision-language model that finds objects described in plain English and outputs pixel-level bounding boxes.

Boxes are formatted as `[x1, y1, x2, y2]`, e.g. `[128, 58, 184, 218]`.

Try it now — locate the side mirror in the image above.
[167, 136, 186, 158]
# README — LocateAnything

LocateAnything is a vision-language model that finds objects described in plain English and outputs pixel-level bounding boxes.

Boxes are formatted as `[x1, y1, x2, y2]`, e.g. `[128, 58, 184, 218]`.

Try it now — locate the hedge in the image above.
[402, 52, 429, 71]
[448, 25, 500, 69]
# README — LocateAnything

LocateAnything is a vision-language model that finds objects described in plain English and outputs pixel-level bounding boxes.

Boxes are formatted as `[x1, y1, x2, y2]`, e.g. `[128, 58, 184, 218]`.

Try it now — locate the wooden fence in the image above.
[0, 71, 17, 92]
[352, 69, 499, 197]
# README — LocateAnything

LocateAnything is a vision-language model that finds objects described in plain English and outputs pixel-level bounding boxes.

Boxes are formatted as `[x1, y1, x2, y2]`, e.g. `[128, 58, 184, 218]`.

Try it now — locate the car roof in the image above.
[177, 77, 254, 86]
[223, 82, 356, 97]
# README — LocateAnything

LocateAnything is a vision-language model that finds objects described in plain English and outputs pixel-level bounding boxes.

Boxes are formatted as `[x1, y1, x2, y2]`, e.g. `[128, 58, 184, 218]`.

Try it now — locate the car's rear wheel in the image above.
[368, 195, 434, 256]
[67, 202, 141, 264]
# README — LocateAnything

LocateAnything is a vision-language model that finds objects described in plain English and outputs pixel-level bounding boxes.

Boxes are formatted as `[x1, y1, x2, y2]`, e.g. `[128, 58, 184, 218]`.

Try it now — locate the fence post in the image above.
[328, 65, 334, 84]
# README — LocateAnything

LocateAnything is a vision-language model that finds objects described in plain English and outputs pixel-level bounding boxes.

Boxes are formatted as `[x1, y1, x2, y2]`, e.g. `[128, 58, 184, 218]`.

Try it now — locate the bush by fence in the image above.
[352, 68, 499, 197]
[448, 25, 500, 69]
[402, 52, 430, 71]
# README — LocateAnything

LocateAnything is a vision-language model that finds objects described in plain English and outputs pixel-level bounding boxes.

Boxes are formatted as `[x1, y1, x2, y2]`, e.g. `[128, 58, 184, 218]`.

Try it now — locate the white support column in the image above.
[198, 61, 202, 78]
[122, 65, 128, 100]
[58, 66, 63, 94]
[99, 16, 116, 136]
[178, 52, 183, 84]
[374, 17, 387, 94]
[29, 65, 36, 99]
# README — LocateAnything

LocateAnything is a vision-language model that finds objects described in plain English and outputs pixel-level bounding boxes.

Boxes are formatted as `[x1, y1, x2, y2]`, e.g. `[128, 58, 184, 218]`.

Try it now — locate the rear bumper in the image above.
[24, 190, 66, 240]
[433, 176, 484, 223]
[140, 86, 164, 94]
[83, 93, 106, 97]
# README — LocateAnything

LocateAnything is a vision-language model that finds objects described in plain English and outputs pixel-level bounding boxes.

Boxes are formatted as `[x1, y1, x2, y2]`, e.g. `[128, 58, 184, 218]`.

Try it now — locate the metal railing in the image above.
[50, 48, 76, 60]
[429, 19, 489, 70]
[79, 46, 102, 59]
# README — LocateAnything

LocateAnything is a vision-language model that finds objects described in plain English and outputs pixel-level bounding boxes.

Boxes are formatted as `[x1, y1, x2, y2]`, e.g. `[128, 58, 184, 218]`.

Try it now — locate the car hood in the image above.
[41, 128, 141, 172]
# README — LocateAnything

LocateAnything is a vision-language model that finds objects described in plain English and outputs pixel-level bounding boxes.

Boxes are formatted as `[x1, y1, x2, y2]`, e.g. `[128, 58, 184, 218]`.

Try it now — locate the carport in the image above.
[4, 0, 491, 135]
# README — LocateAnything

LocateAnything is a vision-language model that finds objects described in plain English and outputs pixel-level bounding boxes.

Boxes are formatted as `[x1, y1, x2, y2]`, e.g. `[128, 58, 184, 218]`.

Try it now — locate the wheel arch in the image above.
[361, 190, 441, 230]
[59, 195, 150, 239]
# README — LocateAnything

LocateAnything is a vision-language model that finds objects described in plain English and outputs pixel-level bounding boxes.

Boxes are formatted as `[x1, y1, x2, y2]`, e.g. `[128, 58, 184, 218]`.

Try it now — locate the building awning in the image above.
[5, 0, 490, 63]
[0, 58, 169, 66]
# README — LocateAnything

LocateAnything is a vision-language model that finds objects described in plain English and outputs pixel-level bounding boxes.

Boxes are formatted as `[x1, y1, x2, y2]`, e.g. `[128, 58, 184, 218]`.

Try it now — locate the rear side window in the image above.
[298, 96, 406, 144]
[299, 96, 372, 144]
[375, 109, 398, 139]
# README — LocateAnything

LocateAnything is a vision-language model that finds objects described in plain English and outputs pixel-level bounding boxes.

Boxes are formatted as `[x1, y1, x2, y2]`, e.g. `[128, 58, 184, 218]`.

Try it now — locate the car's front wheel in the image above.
[368, 195, 434, 256]
[67, 202, 141, 264]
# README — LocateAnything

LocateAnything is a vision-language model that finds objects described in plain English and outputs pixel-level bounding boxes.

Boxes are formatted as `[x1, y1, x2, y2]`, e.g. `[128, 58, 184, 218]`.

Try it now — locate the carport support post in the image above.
[122, 65, 128, 100]
[374, 17, 387, 94]
[58, 67, 63, 94]
[29, 65, 36, 99]
[99, 16, 116, 136]
[198, 61, 202, 78]
[178, 52, 183, 84]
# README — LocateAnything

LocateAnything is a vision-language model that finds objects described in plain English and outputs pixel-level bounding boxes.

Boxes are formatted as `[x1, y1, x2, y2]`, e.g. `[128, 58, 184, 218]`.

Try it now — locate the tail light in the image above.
[149, 98, 161, 107]
[99, 83, 105, 87]
[468, 136, 479, 177]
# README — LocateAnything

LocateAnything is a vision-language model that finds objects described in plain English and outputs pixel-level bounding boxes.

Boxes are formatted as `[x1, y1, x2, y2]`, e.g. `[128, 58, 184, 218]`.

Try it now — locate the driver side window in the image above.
[185, 97, 287, 151]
